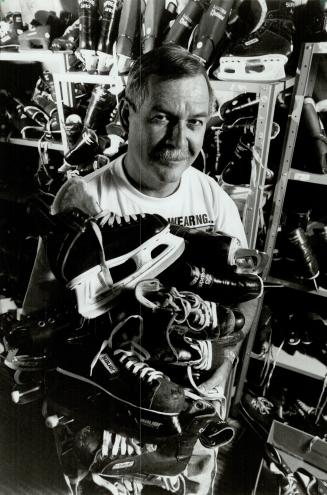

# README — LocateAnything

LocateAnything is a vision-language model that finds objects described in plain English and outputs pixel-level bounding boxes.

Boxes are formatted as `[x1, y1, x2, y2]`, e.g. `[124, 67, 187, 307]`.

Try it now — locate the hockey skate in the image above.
[18, 25, 51, 49]
[191, 0, 234, 67]
[164, 0, 210, 49]
[45, 340, 185, 441]
[169, 223, 268, 274]
[142, 0, 166, 53]
[97, 0, 122, 74]
[135, 278, 245, 343]
[78, 0, 99, 72]
[160, 261, 264, 304]
[31, 197, 185, 318]
[84, 84, 119, 134]
[215, 0, 295, 81]
[51, 18, 80, 51]
[115, 0, 142, 75]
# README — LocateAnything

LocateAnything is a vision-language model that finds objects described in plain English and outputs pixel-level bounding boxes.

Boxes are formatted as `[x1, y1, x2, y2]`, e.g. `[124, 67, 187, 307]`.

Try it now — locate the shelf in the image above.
[210, 76, 295, 95]
[251, 345, 327, 380]
[0, 137, 64, 151]
[313, 41, 327, 54]
[289, 168, 327, 185]
[0, 50, 72, 63]
[54, 71, 127, 86]
[267, 275, 327, 297]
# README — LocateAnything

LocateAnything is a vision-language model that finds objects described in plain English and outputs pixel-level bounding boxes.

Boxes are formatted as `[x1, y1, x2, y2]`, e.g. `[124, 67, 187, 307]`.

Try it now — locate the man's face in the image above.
[125, 74, 210, 196]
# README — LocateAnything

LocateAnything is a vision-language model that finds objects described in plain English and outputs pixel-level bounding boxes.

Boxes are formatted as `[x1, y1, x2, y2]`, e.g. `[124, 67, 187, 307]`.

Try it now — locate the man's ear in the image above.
[119, 98, 131, 133]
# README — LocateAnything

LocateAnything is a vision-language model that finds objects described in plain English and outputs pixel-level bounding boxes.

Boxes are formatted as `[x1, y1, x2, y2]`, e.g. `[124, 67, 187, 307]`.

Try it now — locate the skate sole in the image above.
[216, 54, 288, 82]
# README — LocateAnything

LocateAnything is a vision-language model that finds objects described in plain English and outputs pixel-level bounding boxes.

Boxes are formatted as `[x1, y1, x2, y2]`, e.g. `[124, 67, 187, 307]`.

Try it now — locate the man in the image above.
[23, 45, 258, 494]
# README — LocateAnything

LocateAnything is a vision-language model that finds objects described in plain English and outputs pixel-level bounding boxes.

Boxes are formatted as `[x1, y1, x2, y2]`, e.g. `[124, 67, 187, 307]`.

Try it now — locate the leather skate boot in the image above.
[116, 0, 142, 75]
[83, 84, 118, 134]
[0, 21, 19, 51]
[18, 25, 51, 49]
[28, 195, 185, 317]
[220, 124, 275, 187]
[278, 210, 319, 281]
[217, 91, 259, 124]
[160, 260, 264, 304]
[312, 225, 327, 286]
[51, 18, 80, 51]
[78, 0, 99, 72]
[191, 0, 234, 67]
[296, 97, 327, 174]
[226, 0, 268, 41]
[164, 0, 210, 49]
[135, 278, 245, 343]
[215, 0, 295, 81]
[97, 0, 122, 74]
[169, 223, 268, 274]
[45, 342, 185, 441]
[63, 128, 101, 170]
[141, 0, 166, 54]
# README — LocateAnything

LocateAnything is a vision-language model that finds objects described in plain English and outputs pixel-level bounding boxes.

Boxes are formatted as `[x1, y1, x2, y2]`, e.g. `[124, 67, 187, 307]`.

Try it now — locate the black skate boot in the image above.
[277, 210, 320, 281]
[312, 224, 327, 287]
[63, 128, 101, 171]
[51, 18, 80, 51]
[220, 124, 275, 187]
[191, 0, 234, 67]
[215, 0, 295, 81]
[160, 260, 264, 304]
[83, 84, 118, 134]
[45, 342, 185, 441]
[169, 223, 268, 274]
[142, 0, 166, 54]
[78, 0, 99, 72]
[135, 278, 245, 342]
[29, 194, 185, 318]
[116, 0, 142, 75]
[297, 97, 327, 174]
[164, 0, 210, 49]
[97, 0, 122, 74]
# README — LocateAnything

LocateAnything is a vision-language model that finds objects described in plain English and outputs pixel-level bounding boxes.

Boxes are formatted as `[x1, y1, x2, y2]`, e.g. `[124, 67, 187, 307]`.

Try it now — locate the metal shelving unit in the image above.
[232, 42, 327, 413]
[0, 137, 64, 151]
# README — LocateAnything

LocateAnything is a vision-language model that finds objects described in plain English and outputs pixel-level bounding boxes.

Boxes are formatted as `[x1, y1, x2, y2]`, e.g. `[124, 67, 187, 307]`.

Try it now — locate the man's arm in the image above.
[22, 238, 72, 315]
[199, 298, 260, 393]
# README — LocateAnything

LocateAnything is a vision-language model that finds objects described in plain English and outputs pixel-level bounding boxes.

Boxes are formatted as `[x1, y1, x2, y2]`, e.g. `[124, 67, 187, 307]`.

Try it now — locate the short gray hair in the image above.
[125, 44, 214, 113]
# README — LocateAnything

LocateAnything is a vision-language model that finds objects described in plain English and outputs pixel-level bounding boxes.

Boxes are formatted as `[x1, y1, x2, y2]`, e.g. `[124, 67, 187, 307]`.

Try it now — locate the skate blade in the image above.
[215, 54, 287, 82]
[69, 231, 185, 318]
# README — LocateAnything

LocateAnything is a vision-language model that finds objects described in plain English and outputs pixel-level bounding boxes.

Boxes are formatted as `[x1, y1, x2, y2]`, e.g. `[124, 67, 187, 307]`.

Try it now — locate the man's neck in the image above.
[122, 156, 179, 198]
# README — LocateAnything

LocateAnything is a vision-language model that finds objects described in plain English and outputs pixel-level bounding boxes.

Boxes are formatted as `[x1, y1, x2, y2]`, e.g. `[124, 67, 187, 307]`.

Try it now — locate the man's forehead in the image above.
[144, 75, 210, 111]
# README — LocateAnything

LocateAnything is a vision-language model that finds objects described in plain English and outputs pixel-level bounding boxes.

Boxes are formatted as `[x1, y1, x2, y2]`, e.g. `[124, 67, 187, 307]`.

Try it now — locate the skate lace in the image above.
[114, 348, 166, 385]
[95, 210, 145, 228]
[251, 396, 274, 415]
[92, 472, 143, 495]
[168, 287, 217, 332]
[282, 474, 300, 495]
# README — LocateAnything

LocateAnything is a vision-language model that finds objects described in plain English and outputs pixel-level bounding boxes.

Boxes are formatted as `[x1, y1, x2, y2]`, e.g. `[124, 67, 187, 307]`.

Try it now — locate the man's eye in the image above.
[151, 115, 168, 123]
[188, 119, 204, 128]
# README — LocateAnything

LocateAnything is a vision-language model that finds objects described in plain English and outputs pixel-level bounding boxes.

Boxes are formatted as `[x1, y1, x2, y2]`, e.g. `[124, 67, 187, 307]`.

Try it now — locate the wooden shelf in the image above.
[289, 168, 327, 185]
[0, 137, 64, 151]
[251, 345, 327, 380]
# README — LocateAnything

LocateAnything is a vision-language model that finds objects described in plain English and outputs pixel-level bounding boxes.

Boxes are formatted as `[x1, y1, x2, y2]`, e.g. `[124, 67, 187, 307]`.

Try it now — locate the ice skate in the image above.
[215, 0, 295, 81]
[164, 0, 210, 49]
[97, 0, 122, 74]
[0, 21, 19, 51]
[141, 0, 166, 53]
[51, 18, 80, 51]
[78, 0, 99, 73]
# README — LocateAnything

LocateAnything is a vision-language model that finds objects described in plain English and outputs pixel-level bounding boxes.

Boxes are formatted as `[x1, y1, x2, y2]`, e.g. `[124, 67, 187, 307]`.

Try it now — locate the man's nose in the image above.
[166, 120, 188, 148]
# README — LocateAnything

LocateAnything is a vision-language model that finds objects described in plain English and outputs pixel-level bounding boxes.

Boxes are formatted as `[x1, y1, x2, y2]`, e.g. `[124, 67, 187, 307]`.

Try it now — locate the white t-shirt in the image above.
[84, 154, 248, 246]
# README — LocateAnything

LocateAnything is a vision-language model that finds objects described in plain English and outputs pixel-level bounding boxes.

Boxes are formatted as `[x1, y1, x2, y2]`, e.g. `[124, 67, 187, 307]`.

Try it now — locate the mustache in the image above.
[150, 147, 191, 162]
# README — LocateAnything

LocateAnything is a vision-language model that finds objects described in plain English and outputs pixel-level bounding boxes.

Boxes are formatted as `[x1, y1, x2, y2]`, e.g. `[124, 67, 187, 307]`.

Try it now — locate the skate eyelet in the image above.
[38, 321, 46, 327]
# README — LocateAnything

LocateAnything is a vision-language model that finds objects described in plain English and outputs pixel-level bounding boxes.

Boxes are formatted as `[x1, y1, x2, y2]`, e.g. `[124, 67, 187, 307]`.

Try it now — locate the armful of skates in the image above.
[198, 298, 259, 393]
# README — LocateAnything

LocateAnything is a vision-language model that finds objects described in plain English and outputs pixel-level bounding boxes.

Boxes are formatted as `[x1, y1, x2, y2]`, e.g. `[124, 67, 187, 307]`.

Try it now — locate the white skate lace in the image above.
[92, 473, 143, 495]
[251, 396, 273, 415]
[158, 286, 218, 332]
[282, 473, 301, 495]
[114, 348, 168, 386]
[95, 210, 145, 228]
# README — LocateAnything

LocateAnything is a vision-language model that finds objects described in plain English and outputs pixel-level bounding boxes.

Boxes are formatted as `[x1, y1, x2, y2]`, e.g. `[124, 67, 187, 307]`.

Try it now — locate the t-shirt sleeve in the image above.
[213, 183, 248, 248]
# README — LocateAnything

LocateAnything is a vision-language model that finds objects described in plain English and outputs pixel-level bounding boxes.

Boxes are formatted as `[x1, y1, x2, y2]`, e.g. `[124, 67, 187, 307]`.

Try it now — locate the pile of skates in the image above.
[0, 181, 268, 493]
